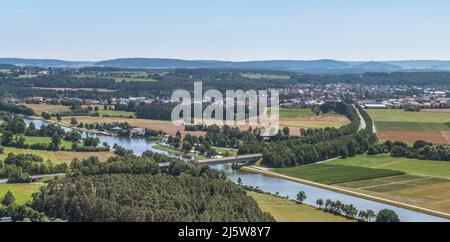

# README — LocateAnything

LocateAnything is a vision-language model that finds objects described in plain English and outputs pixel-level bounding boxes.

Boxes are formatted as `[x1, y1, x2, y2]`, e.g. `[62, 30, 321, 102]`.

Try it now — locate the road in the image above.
[0, 173, 66, 184]
[352, 104, 366, 131]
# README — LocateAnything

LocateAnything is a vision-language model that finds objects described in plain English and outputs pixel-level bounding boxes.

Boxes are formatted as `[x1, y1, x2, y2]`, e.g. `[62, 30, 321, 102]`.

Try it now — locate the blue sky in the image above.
[1, 0, 450, 61]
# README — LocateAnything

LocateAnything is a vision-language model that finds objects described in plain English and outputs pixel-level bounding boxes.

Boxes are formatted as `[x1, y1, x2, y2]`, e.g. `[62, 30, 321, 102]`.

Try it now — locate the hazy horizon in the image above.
[3, 57, 450, 63]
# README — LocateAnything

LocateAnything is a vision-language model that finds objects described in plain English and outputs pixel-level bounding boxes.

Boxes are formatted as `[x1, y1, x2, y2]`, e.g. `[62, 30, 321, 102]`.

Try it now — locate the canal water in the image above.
[23, 118, 449, 222]
[24, 119, 170, 156]
[210, 164, 449, 222]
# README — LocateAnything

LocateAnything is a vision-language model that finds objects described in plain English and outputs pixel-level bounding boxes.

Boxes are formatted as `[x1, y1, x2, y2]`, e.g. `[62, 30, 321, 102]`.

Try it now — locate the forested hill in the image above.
[31, 173, 275, 222]
[2, 58, 450, 73]
[96, 58, 349, 70]
[0, 58, 93, 67]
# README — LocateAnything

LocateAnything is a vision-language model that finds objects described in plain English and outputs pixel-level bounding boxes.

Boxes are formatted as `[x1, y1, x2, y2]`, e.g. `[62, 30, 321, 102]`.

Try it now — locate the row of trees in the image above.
[296, 191, 399, 222]
[238, 104, 377, 167]
[368, 139, 450, 162]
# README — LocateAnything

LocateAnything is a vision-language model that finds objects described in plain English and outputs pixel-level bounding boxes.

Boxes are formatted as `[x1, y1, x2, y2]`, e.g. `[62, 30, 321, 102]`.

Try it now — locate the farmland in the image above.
[336, 174, 450, 214]
[98, 109, 136, 118]
[24, 103, 69, 115]
[327, 153, 450, 179]
[367, 109, 450, 144]
[367, 109, 450, 123]
[318, 153, 450, 214]
[273, 108, 350, 135]
[273, 163, 404, 185]
[279, 108, 315, 118]
[247, 191, 354, 222]
[0, 146, 114, 164]
[241, 73, 290, 80]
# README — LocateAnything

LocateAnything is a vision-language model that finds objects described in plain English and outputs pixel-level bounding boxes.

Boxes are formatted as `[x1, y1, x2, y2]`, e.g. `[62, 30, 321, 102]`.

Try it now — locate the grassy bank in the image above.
[247, 191, 354, 222]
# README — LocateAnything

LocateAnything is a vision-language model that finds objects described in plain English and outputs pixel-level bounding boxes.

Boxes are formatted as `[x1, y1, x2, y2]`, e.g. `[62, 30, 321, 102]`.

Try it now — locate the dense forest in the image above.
[24, 153, 274, 222]
[1, 144, 274, 222]
[0, 102, 34, 116]
[30, 173, 274, 222]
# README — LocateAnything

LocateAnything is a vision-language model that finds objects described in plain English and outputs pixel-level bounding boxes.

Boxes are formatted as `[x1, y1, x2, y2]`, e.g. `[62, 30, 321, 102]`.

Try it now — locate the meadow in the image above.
[24, 103, 69, 115]
[23, 136, 74, 149]
[0, 183, 44, 205]
[0, 146, 114, 164]
[99, 109, 136, 118]
[274, 163, 404, 185]
[152, 144, 183, 156]
[247, 191, 354, 222]
[327, 153, 450, 179]
[278, 108, 315, 118]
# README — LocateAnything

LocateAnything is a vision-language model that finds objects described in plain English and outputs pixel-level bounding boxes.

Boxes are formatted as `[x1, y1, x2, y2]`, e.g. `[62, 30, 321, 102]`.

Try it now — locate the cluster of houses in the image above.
[360, 91, 450, 109]
[279, 85, 349, 108]
[279, 84, 450, 110]
[18, 96, 171, 107]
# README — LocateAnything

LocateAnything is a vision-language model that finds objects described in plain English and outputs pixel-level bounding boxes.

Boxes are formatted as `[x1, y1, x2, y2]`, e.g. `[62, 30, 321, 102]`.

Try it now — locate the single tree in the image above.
[70, 117, 78, 125]
[366, 209, 376, 222]
[1, 191, 16, 207]
[296, 191, 307, 204]
[316, 199, 324, 209]
[282, 127, 290, 136]
[41, 112, 51, 120]
[237, 177, 242, 186]
[376, 209, 400, 222]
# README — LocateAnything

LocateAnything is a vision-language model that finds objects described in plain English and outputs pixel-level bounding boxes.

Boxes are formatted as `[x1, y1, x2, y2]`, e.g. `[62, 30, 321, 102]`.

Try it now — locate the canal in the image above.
[24, 118, 449, 222]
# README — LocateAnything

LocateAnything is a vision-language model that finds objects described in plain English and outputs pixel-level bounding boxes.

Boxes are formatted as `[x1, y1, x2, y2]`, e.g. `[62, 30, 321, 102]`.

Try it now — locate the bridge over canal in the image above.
[159, 153, 263, 168]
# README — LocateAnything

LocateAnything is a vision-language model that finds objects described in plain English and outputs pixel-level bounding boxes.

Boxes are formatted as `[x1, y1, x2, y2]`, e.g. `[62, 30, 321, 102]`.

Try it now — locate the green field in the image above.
[0, 146, 59, 161]
[25, 103, 70, 115]
[99, 109, 136, 118]
[152, 144, 183, 156]
[0, 183, 44, 205]
[213, 147, 238, 157]
[278, 108, 315, 118]
[337, 174, 449, 191]
[0, 146, 108, 164]
[375, 121, 450, 131]
[247, 191, 353, 222]
[24, 136, 74, 149]
[241, 73, 290, 80]
[367, 109, 450, 123]
[274, 163, 404, 185]
[327, 153, 450, 179]
[367, 109, 450, 132]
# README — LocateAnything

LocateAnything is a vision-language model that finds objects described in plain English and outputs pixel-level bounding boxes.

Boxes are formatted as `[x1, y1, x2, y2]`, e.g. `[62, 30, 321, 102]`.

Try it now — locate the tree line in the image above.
[238, 103, 377, 167]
